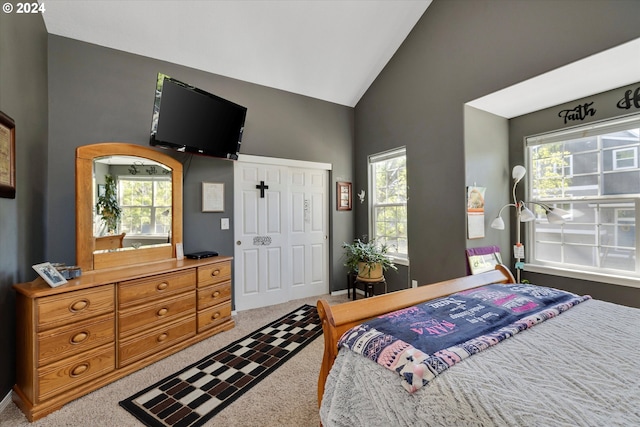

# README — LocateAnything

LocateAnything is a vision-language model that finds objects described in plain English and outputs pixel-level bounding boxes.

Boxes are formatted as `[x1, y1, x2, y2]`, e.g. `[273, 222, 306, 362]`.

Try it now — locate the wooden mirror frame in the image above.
[76, 142, 183, 271]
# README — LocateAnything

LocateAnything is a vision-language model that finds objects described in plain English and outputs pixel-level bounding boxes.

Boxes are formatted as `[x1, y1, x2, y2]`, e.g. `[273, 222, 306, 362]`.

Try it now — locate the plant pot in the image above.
[357, 262, 384, 282]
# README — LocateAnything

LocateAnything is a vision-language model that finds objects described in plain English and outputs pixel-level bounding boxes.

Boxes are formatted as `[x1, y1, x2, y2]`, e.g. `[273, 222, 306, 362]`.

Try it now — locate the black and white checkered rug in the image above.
[119, 305, 322, 427]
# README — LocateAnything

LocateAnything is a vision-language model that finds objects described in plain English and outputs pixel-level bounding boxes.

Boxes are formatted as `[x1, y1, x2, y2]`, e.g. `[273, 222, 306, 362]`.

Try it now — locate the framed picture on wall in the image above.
[202, 182, 224, 212]
[0, 111, 16, 199]
[336, 181, 352, 211]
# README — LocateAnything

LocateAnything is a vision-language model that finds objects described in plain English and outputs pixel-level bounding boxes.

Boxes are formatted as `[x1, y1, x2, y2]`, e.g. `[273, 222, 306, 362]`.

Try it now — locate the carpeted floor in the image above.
[0, 293, 349, 427]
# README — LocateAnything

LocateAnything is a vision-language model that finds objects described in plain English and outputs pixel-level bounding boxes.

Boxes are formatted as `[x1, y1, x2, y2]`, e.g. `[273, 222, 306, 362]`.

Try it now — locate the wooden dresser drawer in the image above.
[36, 285, 115, 331]
[119, 316, 196, 367]
[119, 293, 195, 338]
[37, 343, 115, 402]
[197, 301, 232, 333]
[37, 313, 114, 367]
[197, 261, 231, 288]
[197, 281, 231, 310]
[119, 270, 196, 308]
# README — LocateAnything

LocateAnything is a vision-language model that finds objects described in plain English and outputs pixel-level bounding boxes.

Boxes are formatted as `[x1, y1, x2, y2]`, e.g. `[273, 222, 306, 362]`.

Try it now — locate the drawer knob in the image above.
[69, 299, 89, 312]
[157, 282, 169, 291]
[157, 333, 168, 342]
[157, 308, 168, 317]
[213, 291, 221, 298]
[71, 332, 88, 344]
[212, 312, 221, 320]
[70, 363, 89, 377]
[211, 269, 220, 277]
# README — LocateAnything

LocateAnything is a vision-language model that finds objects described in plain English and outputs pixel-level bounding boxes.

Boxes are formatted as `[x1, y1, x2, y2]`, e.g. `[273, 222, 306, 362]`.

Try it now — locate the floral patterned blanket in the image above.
[338, 283, 591, 392]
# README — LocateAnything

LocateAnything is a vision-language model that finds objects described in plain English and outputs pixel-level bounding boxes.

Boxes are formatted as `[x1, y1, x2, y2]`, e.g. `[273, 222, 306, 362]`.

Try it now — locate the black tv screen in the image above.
[150, 73, 247, 160]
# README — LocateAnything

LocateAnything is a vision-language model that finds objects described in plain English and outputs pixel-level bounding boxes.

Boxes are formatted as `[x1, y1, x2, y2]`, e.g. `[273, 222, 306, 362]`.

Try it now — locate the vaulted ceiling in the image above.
[40, 0, 431, 107]
[40, 1, 639, 116]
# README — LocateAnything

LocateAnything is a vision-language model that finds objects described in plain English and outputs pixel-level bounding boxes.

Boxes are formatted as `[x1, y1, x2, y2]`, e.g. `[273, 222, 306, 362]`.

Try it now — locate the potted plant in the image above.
[96, 174, 122, 234]
[342, 238, 397, 282]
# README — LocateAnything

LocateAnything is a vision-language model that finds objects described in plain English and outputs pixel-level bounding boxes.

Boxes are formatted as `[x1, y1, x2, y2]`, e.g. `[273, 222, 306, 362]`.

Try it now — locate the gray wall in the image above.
[464, 106, 510, 261]
[510, 82, 640, 307]
[0, 12, 48, 400]
[355, 0, 640, 288]
[46, 35, 354, 293]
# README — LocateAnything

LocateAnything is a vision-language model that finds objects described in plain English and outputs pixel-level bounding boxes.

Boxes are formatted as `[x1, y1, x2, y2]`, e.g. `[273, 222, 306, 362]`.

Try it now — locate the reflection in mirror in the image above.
[76, 142, 183, 271]
[93, 155, 172, 252]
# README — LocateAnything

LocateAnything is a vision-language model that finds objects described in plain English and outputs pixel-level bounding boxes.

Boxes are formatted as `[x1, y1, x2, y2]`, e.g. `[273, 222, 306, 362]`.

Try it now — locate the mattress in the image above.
[320, 299, 640, 427]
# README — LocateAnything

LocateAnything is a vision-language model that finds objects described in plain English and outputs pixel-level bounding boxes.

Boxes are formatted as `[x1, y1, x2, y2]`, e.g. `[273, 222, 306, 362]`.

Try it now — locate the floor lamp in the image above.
[490, 165, 569, 283]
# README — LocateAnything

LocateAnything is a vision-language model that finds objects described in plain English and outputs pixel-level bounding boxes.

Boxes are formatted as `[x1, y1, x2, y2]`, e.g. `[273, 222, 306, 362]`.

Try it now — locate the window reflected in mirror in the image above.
[93, 155, 172, 251]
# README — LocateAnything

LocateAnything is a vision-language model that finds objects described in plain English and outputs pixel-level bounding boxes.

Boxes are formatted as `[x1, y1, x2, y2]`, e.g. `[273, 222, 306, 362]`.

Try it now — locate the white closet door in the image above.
[234, 157, 329, 311]
[234, 162, 290, 310]
[289, 167, 328, 300]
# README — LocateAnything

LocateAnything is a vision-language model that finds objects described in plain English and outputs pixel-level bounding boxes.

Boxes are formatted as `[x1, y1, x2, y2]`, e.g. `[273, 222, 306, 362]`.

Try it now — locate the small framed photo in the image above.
[33, 262, 68, 287]
[336, 181, 352, 211]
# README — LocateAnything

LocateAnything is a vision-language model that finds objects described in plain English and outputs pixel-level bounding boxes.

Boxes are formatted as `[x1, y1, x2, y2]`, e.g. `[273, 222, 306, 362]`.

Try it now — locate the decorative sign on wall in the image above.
[556, 84, 640, 125]
[558, 102, 596, 124]
[617, 86, 640, 110]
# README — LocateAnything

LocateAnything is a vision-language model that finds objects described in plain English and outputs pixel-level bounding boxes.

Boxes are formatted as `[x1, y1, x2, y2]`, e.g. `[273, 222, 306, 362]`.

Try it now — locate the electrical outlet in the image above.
[411, 280, 418, 288]
[221, 218, 230, 230]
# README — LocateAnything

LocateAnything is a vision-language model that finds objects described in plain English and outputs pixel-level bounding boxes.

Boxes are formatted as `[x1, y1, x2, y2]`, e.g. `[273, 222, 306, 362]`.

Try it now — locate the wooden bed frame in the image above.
[316, 264, 515, 405]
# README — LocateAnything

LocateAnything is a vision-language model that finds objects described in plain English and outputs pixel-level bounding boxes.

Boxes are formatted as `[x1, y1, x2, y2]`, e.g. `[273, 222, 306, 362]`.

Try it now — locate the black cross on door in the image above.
[256, 180, 269, 198]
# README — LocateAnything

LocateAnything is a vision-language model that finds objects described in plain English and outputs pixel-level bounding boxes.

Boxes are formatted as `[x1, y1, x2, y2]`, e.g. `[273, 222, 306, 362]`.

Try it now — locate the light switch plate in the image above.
[221, 218, 230, 230]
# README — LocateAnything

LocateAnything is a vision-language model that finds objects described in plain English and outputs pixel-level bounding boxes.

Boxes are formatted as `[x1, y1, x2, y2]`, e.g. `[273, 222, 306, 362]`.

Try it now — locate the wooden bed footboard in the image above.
[316, 264, 515, 406]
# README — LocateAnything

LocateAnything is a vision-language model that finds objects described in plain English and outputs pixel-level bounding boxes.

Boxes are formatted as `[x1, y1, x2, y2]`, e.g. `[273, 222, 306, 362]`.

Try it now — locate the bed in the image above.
[317, 265, 640, 426]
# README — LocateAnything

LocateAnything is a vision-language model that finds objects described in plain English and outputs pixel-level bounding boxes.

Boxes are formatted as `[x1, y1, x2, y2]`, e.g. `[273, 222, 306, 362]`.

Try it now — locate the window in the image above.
[525, 114, 640, 281]
[613, 147, 637, 170]
[369, 147, 408, 262]
[118, 177, 172, 236]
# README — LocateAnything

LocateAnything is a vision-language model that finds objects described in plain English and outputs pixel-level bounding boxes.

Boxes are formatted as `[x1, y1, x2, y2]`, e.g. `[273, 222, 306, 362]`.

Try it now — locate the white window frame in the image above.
[553, 154, 573, 177]
[118, 176, 172, 237]
[368, 147, 408, 265]
[524, 113, 640, 289]
[613, 147, 638, 170]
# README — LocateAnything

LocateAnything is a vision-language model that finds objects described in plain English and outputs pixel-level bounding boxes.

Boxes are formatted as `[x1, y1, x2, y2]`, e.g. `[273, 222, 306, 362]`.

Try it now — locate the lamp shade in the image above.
[520, 206, 536, 222]
[549, 206, 570, 217]
[546, 210, 566, 224]
[491, 216, 505, 230]
[512, 165, 526, 182]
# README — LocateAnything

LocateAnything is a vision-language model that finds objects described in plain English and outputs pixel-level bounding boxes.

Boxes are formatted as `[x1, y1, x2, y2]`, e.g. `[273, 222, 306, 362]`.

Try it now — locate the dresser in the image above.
[12, 256, 234, 421]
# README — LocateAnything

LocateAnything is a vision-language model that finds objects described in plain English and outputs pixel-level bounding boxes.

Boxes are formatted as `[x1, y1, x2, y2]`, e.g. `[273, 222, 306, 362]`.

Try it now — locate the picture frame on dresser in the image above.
[32, 262, 68, 287]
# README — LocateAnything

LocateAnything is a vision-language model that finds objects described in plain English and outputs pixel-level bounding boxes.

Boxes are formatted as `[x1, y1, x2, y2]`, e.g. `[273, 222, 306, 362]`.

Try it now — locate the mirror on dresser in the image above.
[76, 142, 183, 271]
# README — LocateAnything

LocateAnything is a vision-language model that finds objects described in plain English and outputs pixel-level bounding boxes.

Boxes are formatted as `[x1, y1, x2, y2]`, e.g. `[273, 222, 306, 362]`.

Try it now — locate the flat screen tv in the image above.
[150, 73, 247, 160]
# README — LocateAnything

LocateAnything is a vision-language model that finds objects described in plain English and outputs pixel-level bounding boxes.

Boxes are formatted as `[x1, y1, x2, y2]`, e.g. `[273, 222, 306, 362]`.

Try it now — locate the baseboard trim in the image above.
[0, 390, 12, 413]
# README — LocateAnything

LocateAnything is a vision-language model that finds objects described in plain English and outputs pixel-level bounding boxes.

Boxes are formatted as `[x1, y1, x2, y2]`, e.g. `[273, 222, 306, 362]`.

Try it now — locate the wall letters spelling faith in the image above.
[617, 86, 640, 110]
[558, 102, 596, 124]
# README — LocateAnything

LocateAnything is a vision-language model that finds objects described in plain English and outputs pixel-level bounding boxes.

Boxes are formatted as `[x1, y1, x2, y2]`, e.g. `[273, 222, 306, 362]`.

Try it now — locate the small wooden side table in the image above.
[352, 277, 387, 300]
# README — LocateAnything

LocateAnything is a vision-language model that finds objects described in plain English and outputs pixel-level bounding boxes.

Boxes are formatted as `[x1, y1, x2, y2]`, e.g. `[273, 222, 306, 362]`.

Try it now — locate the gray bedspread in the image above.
[320, 299, 640, 427]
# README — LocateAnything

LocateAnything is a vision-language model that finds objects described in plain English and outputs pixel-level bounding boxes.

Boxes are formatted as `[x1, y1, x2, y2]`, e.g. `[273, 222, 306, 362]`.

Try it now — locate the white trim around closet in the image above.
[237, 153, 332, 171]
